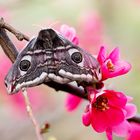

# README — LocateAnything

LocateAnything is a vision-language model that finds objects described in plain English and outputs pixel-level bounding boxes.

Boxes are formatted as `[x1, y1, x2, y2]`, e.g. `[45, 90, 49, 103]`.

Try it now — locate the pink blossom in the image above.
[78, 12, 103, 54]
[82, 90, 127, 132]
[97, 46, 131, 80]
[111, 121, 131, 139]
[126, 122, 140, 140]
[82, 90, 136, 140]
[112, 100, 137, 138]
[60, 24, 79, 45]
[65, 94, 82, 111]
[125, 103, 137, 119]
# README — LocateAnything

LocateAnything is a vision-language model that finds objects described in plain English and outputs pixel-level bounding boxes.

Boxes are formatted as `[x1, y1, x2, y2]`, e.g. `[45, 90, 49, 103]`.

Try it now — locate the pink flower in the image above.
[82, 90, 136, 140]
[65, 94, 82, 111]
[82, 90, 127, 132]
[126, 122, 140, 140]
[112, 102, 137, 137]
[97, 46, 131, 80]
[60, 24, 79, 45]
[78, 12, 103, 54]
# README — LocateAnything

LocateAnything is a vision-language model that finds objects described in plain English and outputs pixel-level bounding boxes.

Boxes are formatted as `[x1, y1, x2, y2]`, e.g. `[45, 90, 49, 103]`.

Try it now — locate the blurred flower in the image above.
[65, 94, 82, 111]
[126, 122, 140, 140]
[78, 12, 103, 54]
[60, 24, 79, 45]
[97, 46, 131, 80]
[82, 90, 136, 140]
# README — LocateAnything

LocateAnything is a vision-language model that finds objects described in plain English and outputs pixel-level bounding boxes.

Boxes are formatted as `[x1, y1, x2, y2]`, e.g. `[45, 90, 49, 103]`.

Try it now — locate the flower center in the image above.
[106, 60, 114, 72]
[93, 96, 109, 111]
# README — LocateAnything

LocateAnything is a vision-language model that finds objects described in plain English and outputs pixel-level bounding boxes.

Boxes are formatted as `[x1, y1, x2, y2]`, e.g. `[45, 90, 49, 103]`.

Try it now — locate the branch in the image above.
[128, 115, 140, 123]
[0, 17, 29, 41]
[0, 28, 18, 62]
[0, 18, 140, 127]
[22, 89, 43, 140]
[46, 81, 87, 99]
[0, 18, 43, 140]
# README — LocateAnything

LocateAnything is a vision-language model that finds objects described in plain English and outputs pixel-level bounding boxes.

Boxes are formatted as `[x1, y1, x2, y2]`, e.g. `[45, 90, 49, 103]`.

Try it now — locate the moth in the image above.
[4, 29, 102, 94]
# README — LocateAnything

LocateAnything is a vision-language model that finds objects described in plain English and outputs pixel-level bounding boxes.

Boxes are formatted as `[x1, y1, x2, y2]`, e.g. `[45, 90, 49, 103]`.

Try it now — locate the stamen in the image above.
[93, 96, 109, 111]
[106, 60, 114, 72]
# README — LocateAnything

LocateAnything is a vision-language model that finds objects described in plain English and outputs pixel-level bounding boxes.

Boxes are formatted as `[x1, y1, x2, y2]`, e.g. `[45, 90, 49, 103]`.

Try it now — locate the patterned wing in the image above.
[5, 29, 101, 94]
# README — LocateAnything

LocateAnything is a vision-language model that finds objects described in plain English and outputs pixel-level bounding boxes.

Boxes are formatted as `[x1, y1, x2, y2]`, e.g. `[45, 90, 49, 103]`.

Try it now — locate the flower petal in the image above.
[125, 103, 137, 119]
[126, 122, 140, 140]
[108, 47, 120, 63]
[127, 96, 133, 102]
[82, 105, 92, 126]
[91, 109, 109, 132]
[91, 107, 124, 133]
[97, 46, 106, 64]
[65, 94, 82, 111]
[60, 24, 79, 45]
[113, 120, 131, 137]
[112, 60, 131, 76]
[101, 60, 131, 80]
[106, 128, 113, 140]
[71, 36, 79, 45]
[106, 107, 125, 126]
[104, 90, 127, 108]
